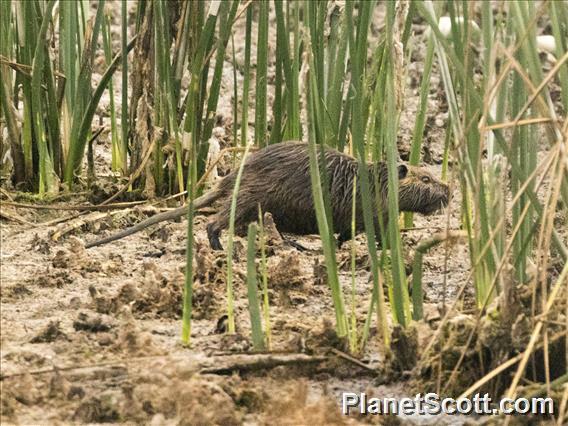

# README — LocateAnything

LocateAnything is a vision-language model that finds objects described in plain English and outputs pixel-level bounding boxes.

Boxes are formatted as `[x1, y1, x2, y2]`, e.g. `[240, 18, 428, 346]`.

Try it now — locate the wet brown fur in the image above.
[86, 141, 449, 250]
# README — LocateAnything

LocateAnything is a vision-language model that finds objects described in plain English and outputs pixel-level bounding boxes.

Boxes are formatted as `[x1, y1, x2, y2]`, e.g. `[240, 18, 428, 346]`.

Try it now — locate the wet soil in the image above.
[0, 186, 469, 424]
[1, 2, 564, 425]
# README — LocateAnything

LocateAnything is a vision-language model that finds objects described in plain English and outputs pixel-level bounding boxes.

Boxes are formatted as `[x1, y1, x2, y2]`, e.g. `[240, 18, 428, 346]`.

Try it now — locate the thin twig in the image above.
[330, 348, 376, 372]
[2, 200, 148, 211]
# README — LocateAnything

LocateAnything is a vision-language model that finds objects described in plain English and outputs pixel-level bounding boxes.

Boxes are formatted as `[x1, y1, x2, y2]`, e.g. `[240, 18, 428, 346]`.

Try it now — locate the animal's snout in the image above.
[430, 183, 450, 214]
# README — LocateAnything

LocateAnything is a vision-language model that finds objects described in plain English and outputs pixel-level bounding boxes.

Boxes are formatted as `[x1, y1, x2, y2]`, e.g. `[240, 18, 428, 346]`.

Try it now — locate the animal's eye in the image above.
[421, 176, 431, 184]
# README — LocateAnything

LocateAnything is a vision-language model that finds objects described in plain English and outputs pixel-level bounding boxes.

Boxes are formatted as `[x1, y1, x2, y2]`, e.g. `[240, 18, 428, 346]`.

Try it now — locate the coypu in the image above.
[86, 141, 449, 250]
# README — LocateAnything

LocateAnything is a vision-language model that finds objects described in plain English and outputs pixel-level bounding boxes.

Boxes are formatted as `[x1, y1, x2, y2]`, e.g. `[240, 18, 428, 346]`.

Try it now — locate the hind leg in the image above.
[206, 198, 257, 250]
[206, 206, 231, 250]
[207, 220, 224, 250]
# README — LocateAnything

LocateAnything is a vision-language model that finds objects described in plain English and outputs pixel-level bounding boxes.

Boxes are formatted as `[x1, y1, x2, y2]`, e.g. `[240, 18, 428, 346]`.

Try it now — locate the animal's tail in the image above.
[193, 187, 225, 210]
[85, 189, 224, 249]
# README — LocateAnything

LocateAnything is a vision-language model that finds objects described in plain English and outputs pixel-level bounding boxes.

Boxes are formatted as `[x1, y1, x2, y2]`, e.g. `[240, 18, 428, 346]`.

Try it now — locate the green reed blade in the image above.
[404, 35, 435, 228]
[102, 14, 121, 171]
[254, 0, 268, 147]
[306, 53, 347, 337]
[64, 0, 105, 185]
[68, 34, 135, 186]
[30, 0, 58, 194]
[240, 6, 252, 147]
[246, 223, 265, 351]
[225, 142, 252, 334]
[257, 207, 271, 349]
[120, 0, 128, 173]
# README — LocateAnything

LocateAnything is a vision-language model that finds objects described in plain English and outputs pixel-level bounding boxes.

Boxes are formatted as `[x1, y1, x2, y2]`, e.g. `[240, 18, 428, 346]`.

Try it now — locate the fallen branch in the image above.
[35, 213, 85, 228]
[0, 208, 34, 225]
[199, 353, 327, 375]
[330, 348, 376, 373]
[0, 187, 15, 201]
[49, 205, 160, 241]
[2, 200, 148, 211]
[1, 352, 327, 381]
[400, 225, 452, 233]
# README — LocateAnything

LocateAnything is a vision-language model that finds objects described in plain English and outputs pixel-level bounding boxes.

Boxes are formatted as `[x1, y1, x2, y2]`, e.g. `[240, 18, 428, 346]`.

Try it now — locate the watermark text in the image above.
[341, 392, 554, 416]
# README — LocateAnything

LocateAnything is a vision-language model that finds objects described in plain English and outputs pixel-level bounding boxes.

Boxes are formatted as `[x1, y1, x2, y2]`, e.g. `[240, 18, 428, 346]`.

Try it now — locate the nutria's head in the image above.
[397, 164, 450, 215]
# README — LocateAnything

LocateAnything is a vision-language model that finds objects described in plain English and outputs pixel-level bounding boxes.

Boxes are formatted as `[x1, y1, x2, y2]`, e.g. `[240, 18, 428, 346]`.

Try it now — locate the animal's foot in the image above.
[284, 239, 310, 252]
[211, 239, 224, 251]
[336, 232, 351, 249]
[207, 223, 223, 251]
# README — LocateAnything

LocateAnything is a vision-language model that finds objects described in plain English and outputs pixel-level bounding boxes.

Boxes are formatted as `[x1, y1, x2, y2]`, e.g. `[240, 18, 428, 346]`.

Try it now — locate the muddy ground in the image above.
[0, 190, 467, 425]
[1, 2, 564, 425]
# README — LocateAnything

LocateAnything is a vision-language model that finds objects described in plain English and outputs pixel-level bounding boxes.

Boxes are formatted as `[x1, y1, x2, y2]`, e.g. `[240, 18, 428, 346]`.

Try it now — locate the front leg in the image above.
[374, 232, 383, 250]
[337, 231, 351, 249]
[284, 239, 310, 251]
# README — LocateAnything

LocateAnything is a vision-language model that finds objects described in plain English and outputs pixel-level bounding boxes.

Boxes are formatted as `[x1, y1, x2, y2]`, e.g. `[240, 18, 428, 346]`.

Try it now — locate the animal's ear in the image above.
[398, 164, 408, 179]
